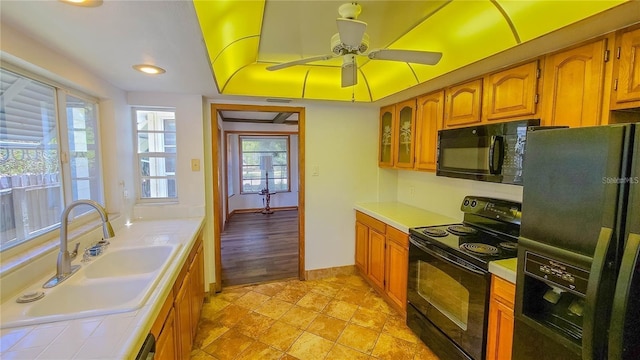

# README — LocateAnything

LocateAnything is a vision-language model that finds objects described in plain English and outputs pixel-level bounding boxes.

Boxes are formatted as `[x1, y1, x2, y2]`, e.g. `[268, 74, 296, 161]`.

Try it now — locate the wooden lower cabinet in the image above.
[486, 275, 516, 360]
[176, 272, 192, 360]
[150, 233, 205, 360]
[155, 309, 176, 360]
[368, 229, 386, 289]
[355, 211, 409, 314]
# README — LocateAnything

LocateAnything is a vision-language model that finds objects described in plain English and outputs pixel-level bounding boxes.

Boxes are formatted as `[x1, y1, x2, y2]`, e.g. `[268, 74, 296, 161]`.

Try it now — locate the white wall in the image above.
[303, 103, 381, 270]
[127, 92, 206, 220]
[396, 171, 523, 220]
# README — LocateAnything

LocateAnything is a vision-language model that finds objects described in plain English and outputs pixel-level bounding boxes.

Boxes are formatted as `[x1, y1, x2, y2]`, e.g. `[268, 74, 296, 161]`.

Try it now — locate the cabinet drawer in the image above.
[492, 275, 515, 307]
[356, 211, 386, 233]
[386, 226, 409, 248]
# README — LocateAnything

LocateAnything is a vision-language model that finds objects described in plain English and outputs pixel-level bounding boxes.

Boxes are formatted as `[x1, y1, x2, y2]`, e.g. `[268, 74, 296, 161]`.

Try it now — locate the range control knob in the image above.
[463, 199, 470, 206]
[471, 200, 477, 207]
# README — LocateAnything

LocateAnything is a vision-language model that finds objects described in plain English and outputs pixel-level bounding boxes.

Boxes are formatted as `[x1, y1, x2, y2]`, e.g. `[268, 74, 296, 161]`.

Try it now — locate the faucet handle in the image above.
[70, 242, 80, 259]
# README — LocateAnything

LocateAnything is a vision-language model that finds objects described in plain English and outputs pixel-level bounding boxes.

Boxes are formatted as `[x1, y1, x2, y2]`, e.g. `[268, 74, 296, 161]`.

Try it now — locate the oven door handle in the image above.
[410, 237, 486, 275]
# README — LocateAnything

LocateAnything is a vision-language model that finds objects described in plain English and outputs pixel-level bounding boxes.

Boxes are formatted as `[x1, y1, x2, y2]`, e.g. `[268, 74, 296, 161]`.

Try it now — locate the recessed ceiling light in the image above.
[133, 64, 166, 75]
[59, 0, 103, 7]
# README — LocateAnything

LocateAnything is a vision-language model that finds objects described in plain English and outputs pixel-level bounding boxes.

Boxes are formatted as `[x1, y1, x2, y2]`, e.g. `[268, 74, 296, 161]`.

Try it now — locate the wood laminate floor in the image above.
[221, 210, 299, 287]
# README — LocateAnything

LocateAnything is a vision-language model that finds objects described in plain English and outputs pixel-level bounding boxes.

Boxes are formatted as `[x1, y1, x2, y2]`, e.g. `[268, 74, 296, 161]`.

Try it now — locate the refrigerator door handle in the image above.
[608, 232, 640, 360]
[583, 227, 616, 360]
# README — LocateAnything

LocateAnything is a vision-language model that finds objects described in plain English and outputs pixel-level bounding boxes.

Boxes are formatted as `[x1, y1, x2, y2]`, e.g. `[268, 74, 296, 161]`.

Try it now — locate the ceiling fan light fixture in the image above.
[338, 2, 362, 19]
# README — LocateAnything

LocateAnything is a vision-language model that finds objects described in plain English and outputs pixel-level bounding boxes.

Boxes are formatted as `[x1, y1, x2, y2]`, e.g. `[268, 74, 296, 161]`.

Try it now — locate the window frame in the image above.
[238, 134, 291, 195]
[0, 64, 104, 254]
[132, 106, 178, 203]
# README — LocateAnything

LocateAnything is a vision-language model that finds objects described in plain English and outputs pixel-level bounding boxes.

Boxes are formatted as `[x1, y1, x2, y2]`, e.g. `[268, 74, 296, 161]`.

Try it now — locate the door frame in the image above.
[210, 103, 305, 291]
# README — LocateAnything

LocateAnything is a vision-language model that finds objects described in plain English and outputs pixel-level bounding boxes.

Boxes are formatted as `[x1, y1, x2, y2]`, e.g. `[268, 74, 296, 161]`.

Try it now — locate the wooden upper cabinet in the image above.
[394, 99, 417, 169]
[611, 27, 640, 109]
[378, 105, 395, 167]
[415, 91, 444, 171]
[541, 38, 608, 127]
[444, 79, 483, 128]
[483, 61, 540, 122]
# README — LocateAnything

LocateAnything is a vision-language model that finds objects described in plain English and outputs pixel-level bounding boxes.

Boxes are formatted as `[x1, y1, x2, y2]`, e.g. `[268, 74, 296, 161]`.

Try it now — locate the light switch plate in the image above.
[191, 159, 201, 171]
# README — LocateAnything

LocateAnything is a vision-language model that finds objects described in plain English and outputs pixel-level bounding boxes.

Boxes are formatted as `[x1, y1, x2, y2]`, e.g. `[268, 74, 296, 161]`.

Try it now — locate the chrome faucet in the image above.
[43, 200, 115, 288]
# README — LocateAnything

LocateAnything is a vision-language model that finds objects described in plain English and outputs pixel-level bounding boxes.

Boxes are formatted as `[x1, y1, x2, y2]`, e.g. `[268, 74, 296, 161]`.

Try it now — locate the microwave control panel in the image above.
[524, 251, 589, 296]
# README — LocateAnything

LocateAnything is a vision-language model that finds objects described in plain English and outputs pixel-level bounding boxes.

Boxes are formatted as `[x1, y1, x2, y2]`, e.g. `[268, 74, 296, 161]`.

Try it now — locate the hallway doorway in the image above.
[211, 104, 305, 291]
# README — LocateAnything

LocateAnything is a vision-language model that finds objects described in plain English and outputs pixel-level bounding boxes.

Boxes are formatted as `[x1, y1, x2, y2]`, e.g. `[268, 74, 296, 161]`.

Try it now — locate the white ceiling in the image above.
[1, 0, 217, 97]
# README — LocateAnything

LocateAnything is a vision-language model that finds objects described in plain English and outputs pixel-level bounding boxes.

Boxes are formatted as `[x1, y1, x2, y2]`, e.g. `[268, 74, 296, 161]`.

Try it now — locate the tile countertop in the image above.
[354, 202, 460, 233]
[355, 201, 517, 284]
[0, 217, 204, 360]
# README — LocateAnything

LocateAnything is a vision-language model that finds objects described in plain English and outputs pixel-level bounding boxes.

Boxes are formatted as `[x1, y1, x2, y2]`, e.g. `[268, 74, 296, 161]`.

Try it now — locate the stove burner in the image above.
[423, 228, 448, 237]
[460, 243, 499, 255]
[447, 225, 478, 236]
[499, 242, 518, 251]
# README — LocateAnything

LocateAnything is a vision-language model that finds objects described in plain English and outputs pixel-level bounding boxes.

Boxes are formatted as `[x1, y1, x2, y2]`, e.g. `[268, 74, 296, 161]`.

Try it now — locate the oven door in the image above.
[408, 236, 490, 360]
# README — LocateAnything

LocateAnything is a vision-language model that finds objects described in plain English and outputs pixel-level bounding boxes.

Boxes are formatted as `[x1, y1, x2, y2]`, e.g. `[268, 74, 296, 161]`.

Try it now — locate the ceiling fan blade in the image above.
[368, 49, 443, 65]
[341, 55, 357, 88]
[266, 54, 333, 71]
[336, 18, 366, 48]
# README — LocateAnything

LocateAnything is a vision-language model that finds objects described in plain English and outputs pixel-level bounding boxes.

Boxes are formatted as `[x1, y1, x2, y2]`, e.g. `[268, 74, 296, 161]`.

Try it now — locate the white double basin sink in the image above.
[1, 243, 181, 329]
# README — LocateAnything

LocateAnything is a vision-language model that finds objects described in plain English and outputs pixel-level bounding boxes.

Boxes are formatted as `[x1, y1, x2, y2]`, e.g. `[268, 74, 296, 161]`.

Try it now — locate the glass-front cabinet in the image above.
[378, 105, 395, 167]
[394, 99, 416, 168]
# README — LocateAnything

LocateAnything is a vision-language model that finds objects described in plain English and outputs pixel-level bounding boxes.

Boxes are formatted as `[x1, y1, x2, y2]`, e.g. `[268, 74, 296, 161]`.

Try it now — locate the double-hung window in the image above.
[240, 135, 289, 194]
[134, 108, 177, 201]
[0, 67, 103, 252]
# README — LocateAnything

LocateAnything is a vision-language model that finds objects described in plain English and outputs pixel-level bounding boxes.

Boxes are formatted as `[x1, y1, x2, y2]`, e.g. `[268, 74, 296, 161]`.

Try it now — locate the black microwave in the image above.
[436, 119, 560, 185]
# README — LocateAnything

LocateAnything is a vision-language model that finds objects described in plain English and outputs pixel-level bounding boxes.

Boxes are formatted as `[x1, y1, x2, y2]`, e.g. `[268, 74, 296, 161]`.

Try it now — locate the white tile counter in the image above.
[354, 202, 459, 233]
[0, 218, 204, 360]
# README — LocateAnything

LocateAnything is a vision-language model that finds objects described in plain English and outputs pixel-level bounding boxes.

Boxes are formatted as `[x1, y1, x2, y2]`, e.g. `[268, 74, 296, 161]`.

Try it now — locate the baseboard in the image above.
[229, 206, 298, 217]
[305, 265, 356, 280]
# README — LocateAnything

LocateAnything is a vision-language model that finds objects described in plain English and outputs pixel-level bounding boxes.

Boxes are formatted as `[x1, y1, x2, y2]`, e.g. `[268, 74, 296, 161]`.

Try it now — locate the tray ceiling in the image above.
[194, 0, 628, 103]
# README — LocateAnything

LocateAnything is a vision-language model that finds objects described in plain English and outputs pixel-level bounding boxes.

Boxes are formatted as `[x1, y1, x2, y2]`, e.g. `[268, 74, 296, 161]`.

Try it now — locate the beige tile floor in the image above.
[190, 274, 440, 360]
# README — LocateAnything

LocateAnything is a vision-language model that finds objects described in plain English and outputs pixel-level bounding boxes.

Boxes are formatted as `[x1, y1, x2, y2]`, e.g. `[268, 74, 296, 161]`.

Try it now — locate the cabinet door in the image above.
[355, 221, 369, 274]
[155, 309, 177, 360]
[541, 39, 607, 127]
[415, 91, 444, 171]
[486, 276, 515, 360]
[175, 272, 192, 360]
[486, 299, 515, 360]
[484, 61, 539, 122]
[367, 230, 386, 290]
[612, 27, 640, 108]
[394, 99, 417, 169]
[385, 238, 408, 312]
[444, 79, 483, 128]
[189, 242, 204, 339]
[379, 105, 395, 167]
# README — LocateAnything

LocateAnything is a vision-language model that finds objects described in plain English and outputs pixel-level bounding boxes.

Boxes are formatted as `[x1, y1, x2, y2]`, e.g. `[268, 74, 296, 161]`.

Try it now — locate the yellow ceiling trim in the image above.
[498, 0, 627, 43]
[490, 0, 521, 43]
[215, 37, 260, 93]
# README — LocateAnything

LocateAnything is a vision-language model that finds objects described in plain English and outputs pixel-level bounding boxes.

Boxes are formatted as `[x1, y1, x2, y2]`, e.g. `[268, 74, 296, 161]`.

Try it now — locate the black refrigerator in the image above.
[512, 124, 640, 360]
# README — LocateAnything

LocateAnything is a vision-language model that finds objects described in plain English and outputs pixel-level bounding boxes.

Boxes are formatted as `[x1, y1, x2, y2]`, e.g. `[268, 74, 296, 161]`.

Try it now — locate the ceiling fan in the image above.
[265, 2, 443, 87]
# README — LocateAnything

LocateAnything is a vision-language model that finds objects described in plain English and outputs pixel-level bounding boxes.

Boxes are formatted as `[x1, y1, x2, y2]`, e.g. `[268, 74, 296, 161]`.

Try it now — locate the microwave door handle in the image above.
[583, 227, 616, 360]
[608, 232, 640, 360]
[410, 238, 485, 276]
[488, 135, 504, 175]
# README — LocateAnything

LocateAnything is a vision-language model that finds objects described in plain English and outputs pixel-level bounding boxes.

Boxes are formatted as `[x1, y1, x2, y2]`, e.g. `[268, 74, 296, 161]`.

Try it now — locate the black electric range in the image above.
[409, 196, 522, 270]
